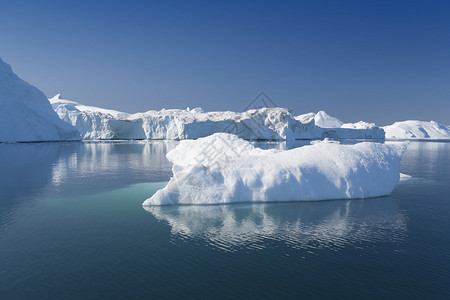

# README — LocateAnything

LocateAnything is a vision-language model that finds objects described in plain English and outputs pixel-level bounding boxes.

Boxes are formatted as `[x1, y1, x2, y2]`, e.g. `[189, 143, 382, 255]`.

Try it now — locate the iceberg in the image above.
[143, 133, 406, 205]
[49, 94, 143, 140]
[51, 95, 386, 141]
[129, 106, 294, 140]
[294, 111, 385, 139]
[0, 58, 80, 142]
[51, 95, 297, 140]
[383, 120, 450, 140]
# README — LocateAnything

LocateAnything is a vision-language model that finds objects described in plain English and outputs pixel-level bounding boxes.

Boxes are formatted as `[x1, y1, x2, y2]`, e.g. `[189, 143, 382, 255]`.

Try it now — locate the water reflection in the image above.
[0, 141, 176, 204]
[400, 141, 450, 181]
[144, 197, 407, 252]
[0, 143, 60, 202]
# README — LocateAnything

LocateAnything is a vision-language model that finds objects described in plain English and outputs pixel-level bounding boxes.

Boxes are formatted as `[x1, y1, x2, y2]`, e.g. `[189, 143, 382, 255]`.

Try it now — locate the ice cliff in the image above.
[49, 94, 140, 140]
[0, 58, 80, 142]
[143, 133, 407, 205]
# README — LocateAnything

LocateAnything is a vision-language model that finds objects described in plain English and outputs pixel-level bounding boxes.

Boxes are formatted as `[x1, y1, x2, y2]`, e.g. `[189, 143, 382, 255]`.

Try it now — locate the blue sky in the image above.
[1, 0, 449, 125]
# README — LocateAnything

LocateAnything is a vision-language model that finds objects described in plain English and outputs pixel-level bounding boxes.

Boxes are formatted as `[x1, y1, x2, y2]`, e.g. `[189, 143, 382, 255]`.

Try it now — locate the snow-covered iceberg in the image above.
[294, 111, 385, 139]
[383, 120, 450, 140]
[51, 94, 296, 140]
[0, 58, 80, 142]
[129, 106, 294, 140]
[51, 95, 386, 141]
[143, 133, 406, 205]
[49, 94, 142, 140]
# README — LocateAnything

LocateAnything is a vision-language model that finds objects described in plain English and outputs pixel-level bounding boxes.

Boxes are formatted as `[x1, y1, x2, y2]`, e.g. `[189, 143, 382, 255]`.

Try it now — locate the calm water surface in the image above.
[0, 141, 449, 299]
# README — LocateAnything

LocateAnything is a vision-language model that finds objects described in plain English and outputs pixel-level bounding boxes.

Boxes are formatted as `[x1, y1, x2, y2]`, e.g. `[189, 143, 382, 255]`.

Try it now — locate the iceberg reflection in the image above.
[144, 198, 407, 252]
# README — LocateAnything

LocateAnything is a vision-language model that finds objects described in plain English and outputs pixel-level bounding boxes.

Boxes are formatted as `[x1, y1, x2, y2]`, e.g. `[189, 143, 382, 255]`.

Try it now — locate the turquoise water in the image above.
[0, 141, 449, 298]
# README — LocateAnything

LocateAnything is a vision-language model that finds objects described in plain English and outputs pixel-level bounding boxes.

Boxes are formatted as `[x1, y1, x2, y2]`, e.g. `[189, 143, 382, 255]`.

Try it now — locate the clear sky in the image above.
[1, 0, 449, 125]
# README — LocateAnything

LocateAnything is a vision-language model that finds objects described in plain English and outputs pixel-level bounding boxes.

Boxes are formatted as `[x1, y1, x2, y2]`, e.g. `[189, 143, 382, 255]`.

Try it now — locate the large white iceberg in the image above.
[143, 133, 406, 205]
[51, 93, 449, 141]
[0, 58, 80, 142]
[383, 120, 450, 140]
[51, 95, 386, 141]
[51, 94, 297, 140]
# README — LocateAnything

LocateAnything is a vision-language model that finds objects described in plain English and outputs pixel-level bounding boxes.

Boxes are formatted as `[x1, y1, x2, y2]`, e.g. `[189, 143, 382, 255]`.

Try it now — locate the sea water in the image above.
[0, 141, 449, 298]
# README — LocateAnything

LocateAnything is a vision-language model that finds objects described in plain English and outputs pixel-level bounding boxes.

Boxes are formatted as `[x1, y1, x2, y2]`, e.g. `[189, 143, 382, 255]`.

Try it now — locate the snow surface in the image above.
[383, 120, 450, 140]
[0, 58, 80, 142]
[143, 133, 406, 205]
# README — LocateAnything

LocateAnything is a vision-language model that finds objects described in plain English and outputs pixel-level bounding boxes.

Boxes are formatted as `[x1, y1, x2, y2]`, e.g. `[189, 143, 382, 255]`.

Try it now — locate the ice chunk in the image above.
[310, 138, 340, 145]
[0, 58, 80, 142]
[143, 133, 407, 205]
[399, 173, 412, 180]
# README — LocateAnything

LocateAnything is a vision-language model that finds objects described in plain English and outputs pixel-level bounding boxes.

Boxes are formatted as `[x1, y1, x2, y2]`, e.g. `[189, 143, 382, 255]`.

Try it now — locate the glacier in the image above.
[383, 120, 450, 140]
[0, 58, 80, 142]
[143, 133, 407, 205]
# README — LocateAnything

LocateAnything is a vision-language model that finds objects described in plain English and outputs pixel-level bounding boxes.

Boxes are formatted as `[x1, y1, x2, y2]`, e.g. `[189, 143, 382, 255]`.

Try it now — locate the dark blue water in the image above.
[0, 141, 449, 299]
